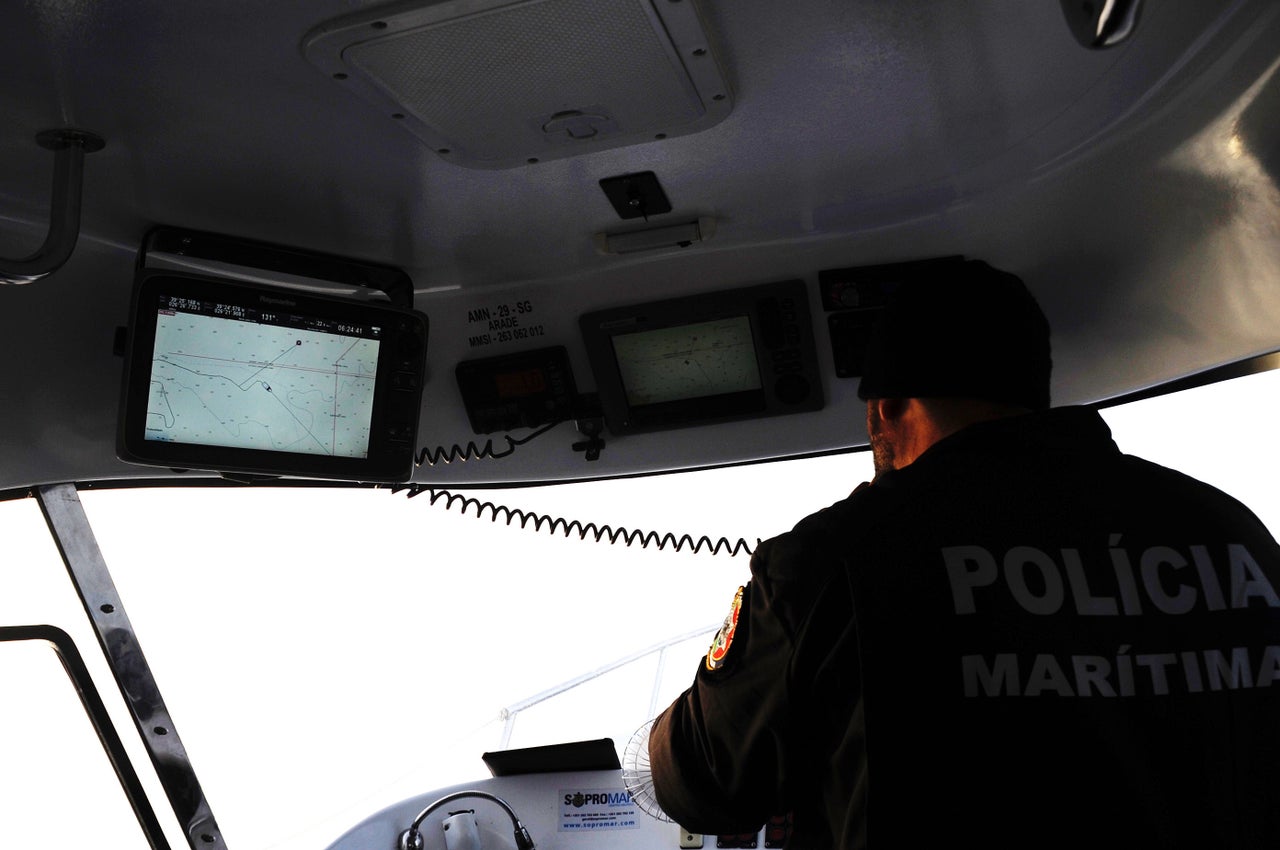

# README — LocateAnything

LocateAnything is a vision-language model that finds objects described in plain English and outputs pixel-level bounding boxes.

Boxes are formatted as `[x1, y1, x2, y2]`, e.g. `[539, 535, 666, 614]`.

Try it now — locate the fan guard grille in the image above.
[622, 719, 673, 823]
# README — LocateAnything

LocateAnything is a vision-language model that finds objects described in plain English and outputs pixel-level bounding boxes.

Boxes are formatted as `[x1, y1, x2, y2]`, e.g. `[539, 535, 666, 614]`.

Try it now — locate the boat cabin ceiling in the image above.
[2, 0, 1279, 491]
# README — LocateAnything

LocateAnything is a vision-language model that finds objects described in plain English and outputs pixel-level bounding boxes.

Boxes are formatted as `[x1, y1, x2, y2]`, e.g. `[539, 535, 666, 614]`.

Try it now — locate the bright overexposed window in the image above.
[2, 366, 1278, 850]
[0, 497, 185, 849]
[0, 638, 154, 848]
[1099, 367, 1280, 532]
[71, 453, 871, 850]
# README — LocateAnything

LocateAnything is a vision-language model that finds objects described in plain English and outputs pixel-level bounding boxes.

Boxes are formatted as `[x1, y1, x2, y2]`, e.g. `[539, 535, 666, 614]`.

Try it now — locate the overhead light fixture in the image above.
[595, 217, 716, 255]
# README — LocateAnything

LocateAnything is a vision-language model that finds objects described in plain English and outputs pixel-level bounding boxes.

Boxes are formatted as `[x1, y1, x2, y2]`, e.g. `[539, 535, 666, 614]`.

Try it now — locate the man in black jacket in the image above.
[648, 262, 1280, 848]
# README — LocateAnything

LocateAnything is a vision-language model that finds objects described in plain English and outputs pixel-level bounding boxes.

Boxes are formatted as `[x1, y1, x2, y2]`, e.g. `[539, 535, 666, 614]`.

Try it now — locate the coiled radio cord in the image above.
[397, 487, 757, 557]
[405, 420, 752, 556]
[414, 420, 564, 467]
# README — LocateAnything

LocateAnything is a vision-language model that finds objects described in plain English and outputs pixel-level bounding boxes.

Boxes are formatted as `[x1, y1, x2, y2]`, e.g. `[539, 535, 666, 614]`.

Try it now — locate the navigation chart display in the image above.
[145, 295, 381, 458]
[580, 278, 823, 434]
[611, 316, 761, 407]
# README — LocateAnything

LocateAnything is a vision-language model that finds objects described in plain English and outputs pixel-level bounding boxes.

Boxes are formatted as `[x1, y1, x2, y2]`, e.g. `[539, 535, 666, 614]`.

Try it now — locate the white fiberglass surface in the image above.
[3, 369, 1280, 850]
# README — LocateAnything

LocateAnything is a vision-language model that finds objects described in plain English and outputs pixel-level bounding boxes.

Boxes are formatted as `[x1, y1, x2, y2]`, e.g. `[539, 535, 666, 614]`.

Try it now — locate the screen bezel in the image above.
[118, 270, 428, 482]
[580, 279, 823, 434]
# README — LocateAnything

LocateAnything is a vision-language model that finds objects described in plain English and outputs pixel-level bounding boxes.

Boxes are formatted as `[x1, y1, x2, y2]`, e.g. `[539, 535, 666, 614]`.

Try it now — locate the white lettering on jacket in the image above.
[942, 539, 1279, 616]
[961, 646, 1280, 698]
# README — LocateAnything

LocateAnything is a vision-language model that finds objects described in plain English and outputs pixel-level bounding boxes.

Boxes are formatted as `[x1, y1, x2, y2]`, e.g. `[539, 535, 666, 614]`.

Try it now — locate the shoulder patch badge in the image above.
[706, 586, 745, 672]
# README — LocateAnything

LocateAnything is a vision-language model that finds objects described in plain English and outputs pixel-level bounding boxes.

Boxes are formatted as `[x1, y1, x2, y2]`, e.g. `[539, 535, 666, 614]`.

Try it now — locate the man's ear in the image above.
[875, 397, 908, 423]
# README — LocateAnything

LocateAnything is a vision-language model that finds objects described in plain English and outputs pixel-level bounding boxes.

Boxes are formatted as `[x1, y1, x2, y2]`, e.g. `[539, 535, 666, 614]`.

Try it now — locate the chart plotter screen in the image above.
[580, 279, 822, 434]
[145, 295, 382, 458]
[610, 316, 762, 407]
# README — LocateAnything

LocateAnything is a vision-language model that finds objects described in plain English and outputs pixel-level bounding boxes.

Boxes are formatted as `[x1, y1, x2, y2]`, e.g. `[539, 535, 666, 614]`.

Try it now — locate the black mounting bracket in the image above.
[138, 226, 415, 309]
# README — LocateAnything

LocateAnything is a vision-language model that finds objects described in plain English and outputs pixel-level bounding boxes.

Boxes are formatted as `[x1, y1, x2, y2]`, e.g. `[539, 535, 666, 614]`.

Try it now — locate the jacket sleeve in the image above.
[648, 526, 842, 833]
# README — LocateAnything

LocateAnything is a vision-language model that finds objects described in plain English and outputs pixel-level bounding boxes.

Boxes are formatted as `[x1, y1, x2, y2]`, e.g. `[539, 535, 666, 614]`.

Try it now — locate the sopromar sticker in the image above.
[706, 586, 744, 671]
[558, 789, 640, 832]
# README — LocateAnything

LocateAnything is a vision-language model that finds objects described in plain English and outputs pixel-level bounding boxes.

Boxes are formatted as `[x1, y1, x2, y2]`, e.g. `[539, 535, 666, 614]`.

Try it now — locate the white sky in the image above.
[2, 368, 1279, 850]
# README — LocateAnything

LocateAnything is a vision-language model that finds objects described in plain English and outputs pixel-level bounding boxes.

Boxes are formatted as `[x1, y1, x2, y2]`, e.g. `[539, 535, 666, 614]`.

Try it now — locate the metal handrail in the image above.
[1, 128, 104, 285]
[497, 623, 718, 749]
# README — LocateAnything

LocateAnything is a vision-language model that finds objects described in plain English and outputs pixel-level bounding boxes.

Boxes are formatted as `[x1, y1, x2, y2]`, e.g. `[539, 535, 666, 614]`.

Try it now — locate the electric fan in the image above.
[622, 719, 673, 822]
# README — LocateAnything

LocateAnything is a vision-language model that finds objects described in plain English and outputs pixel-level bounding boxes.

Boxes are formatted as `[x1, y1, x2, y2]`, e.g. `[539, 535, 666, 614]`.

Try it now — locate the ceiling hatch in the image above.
[304, 0, 733, 169]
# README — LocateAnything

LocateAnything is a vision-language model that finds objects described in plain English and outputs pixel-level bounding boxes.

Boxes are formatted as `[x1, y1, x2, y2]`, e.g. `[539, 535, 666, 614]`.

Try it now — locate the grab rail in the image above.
[1, 128, 104, 285]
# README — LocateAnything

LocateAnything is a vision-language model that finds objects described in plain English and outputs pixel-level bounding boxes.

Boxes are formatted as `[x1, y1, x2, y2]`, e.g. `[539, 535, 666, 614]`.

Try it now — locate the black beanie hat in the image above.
[856, 261, 1052, 410]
